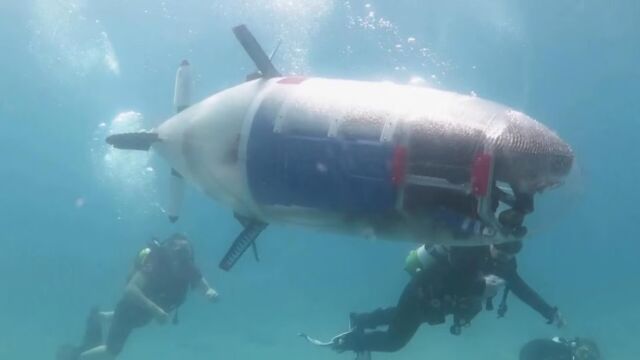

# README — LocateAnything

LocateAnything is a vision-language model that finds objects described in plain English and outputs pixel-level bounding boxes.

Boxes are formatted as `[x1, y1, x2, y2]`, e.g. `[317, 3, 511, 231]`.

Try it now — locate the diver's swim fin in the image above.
[105, 132, 159, 151]
[299, 332, 343, 347]
[56, 307, 103, 360]
[299, 331, 372, 360]
[300, 312, 372, 359]
[81, 307, 103, 350]
[219, 215, 267, 271]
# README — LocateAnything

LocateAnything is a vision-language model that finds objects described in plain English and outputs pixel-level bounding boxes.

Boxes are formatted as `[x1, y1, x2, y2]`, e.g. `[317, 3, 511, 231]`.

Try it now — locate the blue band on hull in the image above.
[247, 95, 397, 214]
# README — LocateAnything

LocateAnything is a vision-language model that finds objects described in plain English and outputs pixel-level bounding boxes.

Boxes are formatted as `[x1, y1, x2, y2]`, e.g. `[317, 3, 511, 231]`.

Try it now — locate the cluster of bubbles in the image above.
[342, 1, 451, 85]
[91, 111, 163, 219]
[28, 0, 120, 78]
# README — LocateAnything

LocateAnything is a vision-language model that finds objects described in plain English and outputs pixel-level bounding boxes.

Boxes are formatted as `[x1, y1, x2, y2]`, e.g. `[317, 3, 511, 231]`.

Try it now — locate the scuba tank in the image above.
[405, 244, 516, 335]
[131, 236, 195, 325]
[404, 244, 451, 276]
[404, 245, 484, 336]
[404, 244, 433, 276]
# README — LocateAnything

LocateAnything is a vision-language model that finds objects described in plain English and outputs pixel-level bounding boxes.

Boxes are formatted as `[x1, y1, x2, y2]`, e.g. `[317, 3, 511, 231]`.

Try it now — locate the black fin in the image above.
[55, 307, 102, 360]
[219, 219, 267, 271]
[105, 132, 159, 151]
[244, 40, 282, 81]
[234, 213, 261, 262]
[251, 241, 260, 262]
[233, 24, 281, 79]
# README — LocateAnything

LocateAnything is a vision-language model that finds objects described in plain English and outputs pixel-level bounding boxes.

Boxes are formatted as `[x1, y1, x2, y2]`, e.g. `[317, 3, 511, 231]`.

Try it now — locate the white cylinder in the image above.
[168, 170, 185, 222]
[173, 60, 192, 113]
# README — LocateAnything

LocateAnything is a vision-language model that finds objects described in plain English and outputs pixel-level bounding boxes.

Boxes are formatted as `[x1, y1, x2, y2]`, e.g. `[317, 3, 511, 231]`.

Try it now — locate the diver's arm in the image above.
[196, 277, 219, 302]
[196, 277, 212, 293]
[503, 271, 557, 322]
[124, 271, 167, 318]
[513, 189, 534, 214]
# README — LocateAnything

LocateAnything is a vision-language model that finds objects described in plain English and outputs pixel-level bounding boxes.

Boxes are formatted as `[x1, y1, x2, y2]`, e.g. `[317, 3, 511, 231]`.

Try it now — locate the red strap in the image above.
[391, 146, 407, 186]
[277, 76, 307, 84]
[471, 153, 492, 197]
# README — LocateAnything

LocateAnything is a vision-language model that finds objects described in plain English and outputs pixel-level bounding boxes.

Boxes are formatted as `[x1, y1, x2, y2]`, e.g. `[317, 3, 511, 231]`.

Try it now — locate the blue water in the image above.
[1, 1, 639, 359]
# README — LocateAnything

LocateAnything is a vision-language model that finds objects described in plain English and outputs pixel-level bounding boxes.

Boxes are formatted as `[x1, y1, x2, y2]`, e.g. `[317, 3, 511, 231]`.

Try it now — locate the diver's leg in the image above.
[56, 307, 105, 360]
[361, 281, 423, 352]
[350, 307, 397, 330]
[80, 301, 149, 360]
[338, 281, 423, 353]
[80, 307, 103, 351]
[78, 311, 128, 360]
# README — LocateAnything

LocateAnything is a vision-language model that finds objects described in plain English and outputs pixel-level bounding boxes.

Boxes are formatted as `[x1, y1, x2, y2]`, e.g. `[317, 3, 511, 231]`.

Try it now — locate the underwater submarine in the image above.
[106, 25, 574, 271]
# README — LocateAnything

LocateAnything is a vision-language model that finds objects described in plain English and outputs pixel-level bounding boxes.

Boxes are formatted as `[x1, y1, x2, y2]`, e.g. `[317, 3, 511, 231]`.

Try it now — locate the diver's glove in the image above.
[482, 275, 505, 299]
[499, 208, 528, 239]
[547, 308, 567, 328]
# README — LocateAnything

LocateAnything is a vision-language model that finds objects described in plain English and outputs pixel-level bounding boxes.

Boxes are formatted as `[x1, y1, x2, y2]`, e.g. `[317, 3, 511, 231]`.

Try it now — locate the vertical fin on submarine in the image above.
[245, 39, 283, 81]
[233, 24, 281, 79]
[219, 214, 268, 271]
[234, 214, 262, 262]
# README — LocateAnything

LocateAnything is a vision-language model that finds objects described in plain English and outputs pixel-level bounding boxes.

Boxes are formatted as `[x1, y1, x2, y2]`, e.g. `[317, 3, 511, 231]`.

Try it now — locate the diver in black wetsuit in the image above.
[520, 337, 600, 360]
[57, 234, 219, 360]
[330, 241, 565, 354]
[449, 241, 564, 328]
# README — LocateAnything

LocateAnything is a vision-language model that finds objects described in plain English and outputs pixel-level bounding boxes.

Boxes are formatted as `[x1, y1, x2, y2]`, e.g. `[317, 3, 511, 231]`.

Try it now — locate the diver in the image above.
[57, 233, 219, 360]
[320, 240, 564, 355]
[519, 337, 600, 360]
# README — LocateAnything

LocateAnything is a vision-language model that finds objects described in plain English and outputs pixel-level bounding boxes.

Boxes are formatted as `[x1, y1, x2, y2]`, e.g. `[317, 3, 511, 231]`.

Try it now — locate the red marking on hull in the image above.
[391, 146, 407, 186]
[471, 153, 492, 196]
[277, 76, 307, 84]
